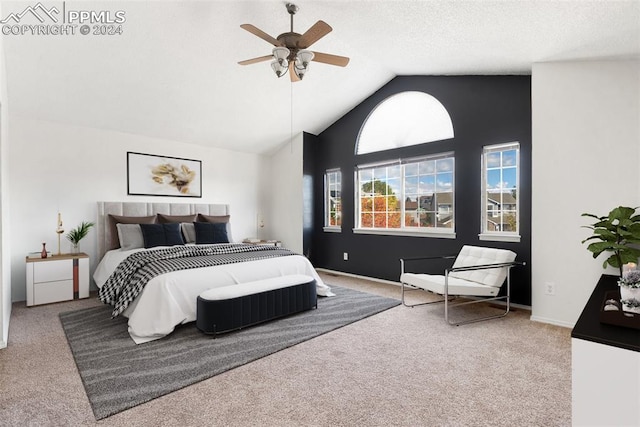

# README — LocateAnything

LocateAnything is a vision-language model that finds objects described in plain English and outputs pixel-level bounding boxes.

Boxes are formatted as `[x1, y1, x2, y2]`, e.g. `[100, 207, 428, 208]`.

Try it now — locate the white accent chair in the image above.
[400, 245, 522, 326]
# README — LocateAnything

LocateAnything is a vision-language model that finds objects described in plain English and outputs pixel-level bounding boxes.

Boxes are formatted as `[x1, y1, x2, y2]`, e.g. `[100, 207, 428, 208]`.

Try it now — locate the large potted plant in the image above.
[582, 206, 640, 314]
[66, 221, 94, 254]
[581, 206, 640, 276]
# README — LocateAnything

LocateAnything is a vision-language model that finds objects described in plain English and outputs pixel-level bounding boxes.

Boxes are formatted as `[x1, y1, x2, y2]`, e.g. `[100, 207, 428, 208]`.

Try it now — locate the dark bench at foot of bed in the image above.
[196, 274, 318, 336]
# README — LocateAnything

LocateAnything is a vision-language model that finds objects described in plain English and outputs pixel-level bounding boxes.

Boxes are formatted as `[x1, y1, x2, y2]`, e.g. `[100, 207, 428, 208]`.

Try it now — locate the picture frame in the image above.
[127, 152, 202, 197]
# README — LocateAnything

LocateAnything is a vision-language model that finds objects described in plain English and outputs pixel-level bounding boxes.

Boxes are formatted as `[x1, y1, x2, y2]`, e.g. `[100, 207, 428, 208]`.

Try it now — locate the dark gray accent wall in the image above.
[303, 132, 320, 259]
[306, 75, 532, 305]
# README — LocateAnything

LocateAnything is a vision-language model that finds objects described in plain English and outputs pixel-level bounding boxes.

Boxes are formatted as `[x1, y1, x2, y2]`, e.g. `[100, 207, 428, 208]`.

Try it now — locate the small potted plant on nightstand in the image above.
[66, 221, 94, 254]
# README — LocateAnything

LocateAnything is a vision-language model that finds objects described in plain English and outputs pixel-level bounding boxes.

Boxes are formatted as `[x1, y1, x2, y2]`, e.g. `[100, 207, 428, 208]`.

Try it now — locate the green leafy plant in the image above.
[581, 206, 640, 276]
[66, 221, 95, 245]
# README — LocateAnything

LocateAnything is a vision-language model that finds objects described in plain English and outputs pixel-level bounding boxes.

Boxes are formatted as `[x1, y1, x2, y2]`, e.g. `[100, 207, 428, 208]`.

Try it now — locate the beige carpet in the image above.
[0, 272, 571, 426]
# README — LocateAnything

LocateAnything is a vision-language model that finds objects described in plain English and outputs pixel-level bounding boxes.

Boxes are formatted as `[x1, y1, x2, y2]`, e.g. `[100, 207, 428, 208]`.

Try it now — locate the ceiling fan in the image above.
[238, 3, 349, 82]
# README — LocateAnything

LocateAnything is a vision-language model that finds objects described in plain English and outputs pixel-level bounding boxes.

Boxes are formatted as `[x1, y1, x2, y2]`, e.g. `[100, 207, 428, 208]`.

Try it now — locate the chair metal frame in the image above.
[400, 255, 524, 326]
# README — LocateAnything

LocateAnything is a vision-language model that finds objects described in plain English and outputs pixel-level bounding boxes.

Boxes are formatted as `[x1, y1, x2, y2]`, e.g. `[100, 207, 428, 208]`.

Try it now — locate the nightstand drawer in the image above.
[33, 259, 72, 283]
[34, 279, 73, 305]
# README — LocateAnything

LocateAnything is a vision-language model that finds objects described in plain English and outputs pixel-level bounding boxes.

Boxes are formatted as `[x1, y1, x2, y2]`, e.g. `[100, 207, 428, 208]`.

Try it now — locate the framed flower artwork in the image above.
[127, 152, 202, 197]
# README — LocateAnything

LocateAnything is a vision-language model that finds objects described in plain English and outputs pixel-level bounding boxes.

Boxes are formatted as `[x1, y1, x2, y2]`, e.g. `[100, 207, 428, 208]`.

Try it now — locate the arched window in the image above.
[356, 91, 454, 155]
[353, 92, 456, 238]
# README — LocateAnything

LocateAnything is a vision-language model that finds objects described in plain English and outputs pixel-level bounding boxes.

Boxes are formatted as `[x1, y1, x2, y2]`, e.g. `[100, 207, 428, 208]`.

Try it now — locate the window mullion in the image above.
[399, 166, 403, 228]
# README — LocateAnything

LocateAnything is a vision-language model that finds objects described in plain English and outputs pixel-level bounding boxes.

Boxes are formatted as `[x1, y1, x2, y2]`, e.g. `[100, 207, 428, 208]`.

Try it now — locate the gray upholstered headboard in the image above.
[96, 201, 231, 262]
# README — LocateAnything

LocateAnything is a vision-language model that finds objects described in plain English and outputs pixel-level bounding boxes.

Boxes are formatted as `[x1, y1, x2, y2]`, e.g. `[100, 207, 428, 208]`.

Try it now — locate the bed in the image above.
[94, 202, 332, 344]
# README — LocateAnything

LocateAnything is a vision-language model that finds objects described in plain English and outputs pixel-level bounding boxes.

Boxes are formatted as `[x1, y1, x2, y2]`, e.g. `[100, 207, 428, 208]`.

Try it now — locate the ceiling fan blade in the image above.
[238, 55, 274, 66]
[297, 20, 332, 48]
[311, 52, 350, 67]
[289, 62, 301, 82]
[240, 24, 281, 46]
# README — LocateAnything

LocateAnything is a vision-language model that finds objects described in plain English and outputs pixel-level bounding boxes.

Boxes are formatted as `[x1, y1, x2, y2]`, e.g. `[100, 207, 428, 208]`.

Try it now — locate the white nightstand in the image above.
[25, 253, 89, 306]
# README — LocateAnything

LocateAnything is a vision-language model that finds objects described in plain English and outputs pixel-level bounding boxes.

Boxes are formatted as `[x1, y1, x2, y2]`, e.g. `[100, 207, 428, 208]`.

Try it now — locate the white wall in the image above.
[259, 134, 304, 253]
[8, 117, 264, 302]
[531, 60, 640, 327]
[0, 0, 11, 348]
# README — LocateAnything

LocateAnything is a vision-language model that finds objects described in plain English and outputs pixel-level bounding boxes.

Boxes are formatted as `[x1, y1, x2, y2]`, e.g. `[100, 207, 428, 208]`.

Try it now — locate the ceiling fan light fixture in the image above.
[272, 46, 290, 66]
[270, 60, 287, 78]
[294, 62, 310, 80]
[296, 49, 315, 69]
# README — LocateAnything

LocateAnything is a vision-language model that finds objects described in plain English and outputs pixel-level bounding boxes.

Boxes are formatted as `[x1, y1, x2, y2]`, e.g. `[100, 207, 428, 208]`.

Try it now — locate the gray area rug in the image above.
[59, 285, 399, 420]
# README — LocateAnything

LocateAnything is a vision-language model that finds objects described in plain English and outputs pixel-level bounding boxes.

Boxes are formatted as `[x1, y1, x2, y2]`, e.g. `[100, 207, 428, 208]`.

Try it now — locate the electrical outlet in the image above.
[343, 252, 348, 261]
[544, 282, 556, 296]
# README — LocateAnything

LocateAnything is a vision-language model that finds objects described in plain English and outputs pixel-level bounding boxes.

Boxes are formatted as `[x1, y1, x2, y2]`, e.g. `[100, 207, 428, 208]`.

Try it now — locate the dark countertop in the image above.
[571, 274, 640, 353]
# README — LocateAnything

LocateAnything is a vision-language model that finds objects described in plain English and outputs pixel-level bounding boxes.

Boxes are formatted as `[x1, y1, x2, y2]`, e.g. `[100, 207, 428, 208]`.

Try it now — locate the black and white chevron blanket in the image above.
[99, 243, 295, 317]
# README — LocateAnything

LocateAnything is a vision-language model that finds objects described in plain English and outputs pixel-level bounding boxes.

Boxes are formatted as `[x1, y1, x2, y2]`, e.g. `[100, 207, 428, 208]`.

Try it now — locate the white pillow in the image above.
[116, 223, 144, 250]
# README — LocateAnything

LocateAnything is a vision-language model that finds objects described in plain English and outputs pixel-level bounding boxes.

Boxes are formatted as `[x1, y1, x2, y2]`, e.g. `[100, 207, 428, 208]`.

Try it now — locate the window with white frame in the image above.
[324, 169, 342, 230]
[356, 153, 455, 235]
[481, 142, 520, 241]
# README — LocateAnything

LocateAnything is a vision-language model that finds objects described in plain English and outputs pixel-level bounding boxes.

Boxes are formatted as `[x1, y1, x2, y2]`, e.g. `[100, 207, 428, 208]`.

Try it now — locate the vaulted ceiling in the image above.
[4, 0, 639, 154]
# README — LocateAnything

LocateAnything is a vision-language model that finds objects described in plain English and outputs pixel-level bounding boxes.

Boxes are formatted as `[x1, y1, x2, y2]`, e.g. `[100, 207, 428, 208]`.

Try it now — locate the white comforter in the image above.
[94, 246, 332, 344]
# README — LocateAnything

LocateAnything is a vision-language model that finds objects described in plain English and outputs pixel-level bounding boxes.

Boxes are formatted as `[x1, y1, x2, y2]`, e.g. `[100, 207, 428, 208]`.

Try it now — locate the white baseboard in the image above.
[316, 268, 401, 287]
[0, 339, 6, 349]
[530, 315, 574, 329]
[485, 300, 531, 311]
[316, 268, 532, 311]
